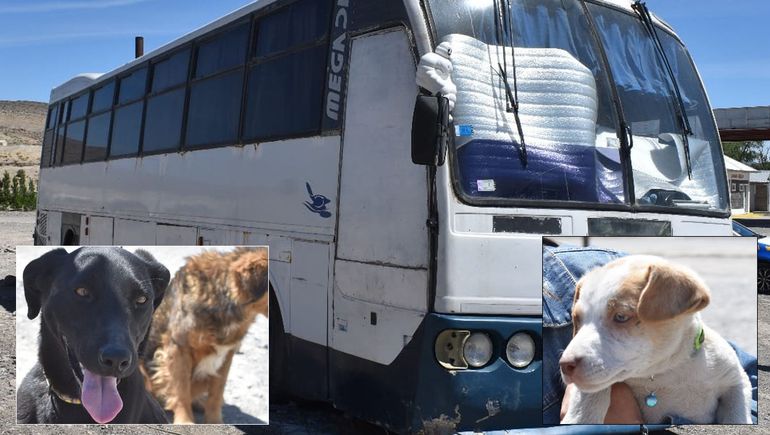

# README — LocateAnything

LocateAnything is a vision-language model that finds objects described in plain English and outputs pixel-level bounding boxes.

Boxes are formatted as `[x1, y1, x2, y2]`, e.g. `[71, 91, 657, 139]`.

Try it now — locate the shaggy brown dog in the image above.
[141, 248, 268, 424]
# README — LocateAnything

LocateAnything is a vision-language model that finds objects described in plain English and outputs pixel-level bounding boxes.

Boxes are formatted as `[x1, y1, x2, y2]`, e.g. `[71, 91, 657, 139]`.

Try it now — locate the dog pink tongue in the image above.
[81, 368, 123, 424]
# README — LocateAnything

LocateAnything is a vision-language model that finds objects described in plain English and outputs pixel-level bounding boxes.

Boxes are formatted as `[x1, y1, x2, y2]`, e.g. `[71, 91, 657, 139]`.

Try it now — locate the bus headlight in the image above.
[435, 329, 470, 369]
[463, 332, 493, 368]
[506, 332, 535, 368]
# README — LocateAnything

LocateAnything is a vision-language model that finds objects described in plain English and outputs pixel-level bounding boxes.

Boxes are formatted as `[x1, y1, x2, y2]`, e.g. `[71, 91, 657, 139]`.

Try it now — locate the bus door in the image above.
[331, 27, 430, 409]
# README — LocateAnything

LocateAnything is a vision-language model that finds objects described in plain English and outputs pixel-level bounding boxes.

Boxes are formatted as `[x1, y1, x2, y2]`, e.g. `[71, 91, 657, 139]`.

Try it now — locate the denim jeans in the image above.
[542, 245, 758, 425]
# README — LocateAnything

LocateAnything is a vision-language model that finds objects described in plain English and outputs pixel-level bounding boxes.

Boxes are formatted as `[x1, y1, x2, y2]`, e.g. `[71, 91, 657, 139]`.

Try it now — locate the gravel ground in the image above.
[14, 246, 269, 425]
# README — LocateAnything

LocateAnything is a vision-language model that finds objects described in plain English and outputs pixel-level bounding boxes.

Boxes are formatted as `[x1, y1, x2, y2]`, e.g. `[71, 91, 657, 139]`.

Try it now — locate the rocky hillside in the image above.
[0, 101, 45, 182]
[0, 100, 47, 146]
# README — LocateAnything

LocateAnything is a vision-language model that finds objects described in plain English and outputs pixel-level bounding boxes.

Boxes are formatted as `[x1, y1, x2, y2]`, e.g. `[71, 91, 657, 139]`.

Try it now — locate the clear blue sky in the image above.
[1, 0, 768, 109]
[0, 0, 252, 103]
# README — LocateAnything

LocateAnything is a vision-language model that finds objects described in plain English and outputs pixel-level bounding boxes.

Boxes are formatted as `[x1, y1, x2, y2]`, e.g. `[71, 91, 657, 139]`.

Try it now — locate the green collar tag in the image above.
[694, 324, 705, 351]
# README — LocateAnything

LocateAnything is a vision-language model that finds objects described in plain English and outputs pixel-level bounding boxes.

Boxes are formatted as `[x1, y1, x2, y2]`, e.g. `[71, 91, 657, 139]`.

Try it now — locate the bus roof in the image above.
[50, 0, 276, 103]
[50, 0, 674, 103]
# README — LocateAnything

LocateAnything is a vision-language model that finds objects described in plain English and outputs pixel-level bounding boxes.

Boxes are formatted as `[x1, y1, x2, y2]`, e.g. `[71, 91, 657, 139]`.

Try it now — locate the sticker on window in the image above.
[455, 124, 474, 137]
[477, 179, 496, 192]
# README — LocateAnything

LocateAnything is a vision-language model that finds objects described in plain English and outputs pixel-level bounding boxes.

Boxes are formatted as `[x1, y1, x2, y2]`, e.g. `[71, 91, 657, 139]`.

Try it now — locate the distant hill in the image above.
[0, 100, 47, 146]
[0, 101, 45, 183]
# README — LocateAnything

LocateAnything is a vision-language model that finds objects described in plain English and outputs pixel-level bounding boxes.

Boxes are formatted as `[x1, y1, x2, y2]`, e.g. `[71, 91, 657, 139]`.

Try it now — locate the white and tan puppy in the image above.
[559, 255, 752, 424]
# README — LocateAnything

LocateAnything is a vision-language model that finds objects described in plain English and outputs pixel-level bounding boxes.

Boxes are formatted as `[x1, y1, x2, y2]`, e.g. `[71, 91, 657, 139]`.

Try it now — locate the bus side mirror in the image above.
[411, 94, 449, 166]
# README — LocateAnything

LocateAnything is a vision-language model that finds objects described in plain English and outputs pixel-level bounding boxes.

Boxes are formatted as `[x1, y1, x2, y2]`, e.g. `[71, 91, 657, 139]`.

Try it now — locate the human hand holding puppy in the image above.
[559, 255, 752, 424]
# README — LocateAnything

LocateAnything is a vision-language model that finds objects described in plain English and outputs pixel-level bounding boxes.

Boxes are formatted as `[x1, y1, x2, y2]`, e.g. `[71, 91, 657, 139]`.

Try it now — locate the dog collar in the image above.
[47, 380, 81, 405]
[694, 323, 705, 351]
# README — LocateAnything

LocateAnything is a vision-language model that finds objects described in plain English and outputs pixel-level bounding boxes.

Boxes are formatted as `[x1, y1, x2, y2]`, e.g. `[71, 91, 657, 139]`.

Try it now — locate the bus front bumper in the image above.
[413, 313, 542, 432]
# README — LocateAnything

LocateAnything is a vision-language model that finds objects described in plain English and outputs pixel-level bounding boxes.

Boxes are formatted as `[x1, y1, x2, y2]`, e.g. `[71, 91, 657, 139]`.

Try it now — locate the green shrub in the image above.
[0, 169, 37, 210]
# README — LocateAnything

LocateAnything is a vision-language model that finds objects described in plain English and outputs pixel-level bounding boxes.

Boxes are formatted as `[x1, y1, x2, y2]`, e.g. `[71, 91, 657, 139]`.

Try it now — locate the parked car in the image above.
[732, 220, 770, 293]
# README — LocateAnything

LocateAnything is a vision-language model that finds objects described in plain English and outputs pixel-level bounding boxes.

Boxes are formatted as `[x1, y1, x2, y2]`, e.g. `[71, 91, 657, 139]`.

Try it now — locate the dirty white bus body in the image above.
[33, 0, 731, 432]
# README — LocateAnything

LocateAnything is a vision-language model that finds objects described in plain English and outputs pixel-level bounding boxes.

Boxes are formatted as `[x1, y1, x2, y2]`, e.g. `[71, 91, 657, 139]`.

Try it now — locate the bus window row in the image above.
[41, 0, 332, 168]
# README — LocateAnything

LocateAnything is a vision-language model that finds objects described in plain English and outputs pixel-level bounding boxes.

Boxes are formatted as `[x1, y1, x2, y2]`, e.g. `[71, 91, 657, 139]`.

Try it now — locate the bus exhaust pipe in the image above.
[135, 36, 144, 58]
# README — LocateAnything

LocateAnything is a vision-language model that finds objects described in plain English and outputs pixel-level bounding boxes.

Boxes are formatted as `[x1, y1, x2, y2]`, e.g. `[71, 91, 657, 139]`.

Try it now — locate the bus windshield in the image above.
[427, 0, 728, 214]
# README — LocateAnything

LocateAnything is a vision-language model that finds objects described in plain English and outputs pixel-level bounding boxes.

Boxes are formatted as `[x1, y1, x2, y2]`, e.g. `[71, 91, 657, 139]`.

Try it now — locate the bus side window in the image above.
[242, 0, 332, 142]
[62, 92, 89, 165]
[253, 0, 331, 57]
[84, 112, 111, 162]
[110, 102, 143, 158]
[243, 47, 327, 141]
[185, 22, 249, 148]
[194, 23, 248, 79]
[63, 120, 85, 164]
[84, 80, 115, 162]
[110, 68, 148, 158]
[144, 49, 190, 154]
[91, 81, 116, 113]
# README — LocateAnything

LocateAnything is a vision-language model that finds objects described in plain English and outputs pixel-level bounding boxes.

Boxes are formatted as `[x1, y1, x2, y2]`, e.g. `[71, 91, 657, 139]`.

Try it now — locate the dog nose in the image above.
[98, 345, 132, 376]
[559, 356, 582, 378]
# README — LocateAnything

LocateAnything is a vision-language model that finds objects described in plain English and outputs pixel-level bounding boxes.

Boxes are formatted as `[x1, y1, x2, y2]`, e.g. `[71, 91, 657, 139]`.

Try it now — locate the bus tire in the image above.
[269, 287, 289, 402]
[759, 263, 770, 294]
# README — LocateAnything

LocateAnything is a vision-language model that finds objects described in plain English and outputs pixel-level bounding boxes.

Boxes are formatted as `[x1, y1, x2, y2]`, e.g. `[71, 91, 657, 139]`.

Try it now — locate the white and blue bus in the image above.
[34, 0, 731, 432]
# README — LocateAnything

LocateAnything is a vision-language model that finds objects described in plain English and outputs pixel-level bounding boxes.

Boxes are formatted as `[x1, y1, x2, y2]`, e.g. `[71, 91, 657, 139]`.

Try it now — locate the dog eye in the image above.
[613, 313, 631, 323]
[136, 295, 148, 305]
[74, 288, 89, 297]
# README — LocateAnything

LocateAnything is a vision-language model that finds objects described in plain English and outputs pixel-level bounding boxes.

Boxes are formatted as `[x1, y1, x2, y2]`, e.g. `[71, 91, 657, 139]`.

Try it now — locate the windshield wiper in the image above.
[493, 0, 527, 167]
[632, 1, 693, 179]
[580, 0, 635, 203]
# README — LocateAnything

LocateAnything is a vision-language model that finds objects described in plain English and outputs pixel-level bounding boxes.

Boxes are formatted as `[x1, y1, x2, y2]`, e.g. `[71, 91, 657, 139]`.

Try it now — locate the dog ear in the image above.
[231, 249, 269, 303]
[637, 262, 710, 322]
[22, 248, 69, 320]
[133, 249, 170, 309]
[571, 280, 583, 337]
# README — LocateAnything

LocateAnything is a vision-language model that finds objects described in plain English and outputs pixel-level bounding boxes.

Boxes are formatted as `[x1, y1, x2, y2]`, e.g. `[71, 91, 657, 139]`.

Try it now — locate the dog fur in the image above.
[141, 248, 268, 424]
[17, 247, 170, 424]
[559, 255, 752, 424]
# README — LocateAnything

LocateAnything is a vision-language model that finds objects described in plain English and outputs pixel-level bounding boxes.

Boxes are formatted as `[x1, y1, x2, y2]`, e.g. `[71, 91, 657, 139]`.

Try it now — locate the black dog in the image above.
[17, 247, 170, 424]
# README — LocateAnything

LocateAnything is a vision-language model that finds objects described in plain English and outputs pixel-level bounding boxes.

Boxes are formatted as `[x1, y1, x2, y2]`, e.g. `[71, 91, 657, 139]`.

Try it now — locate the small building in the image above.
[714, 106, 770, 215]
[750, 170, 770, 212]
[725, 155, 757, 214]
